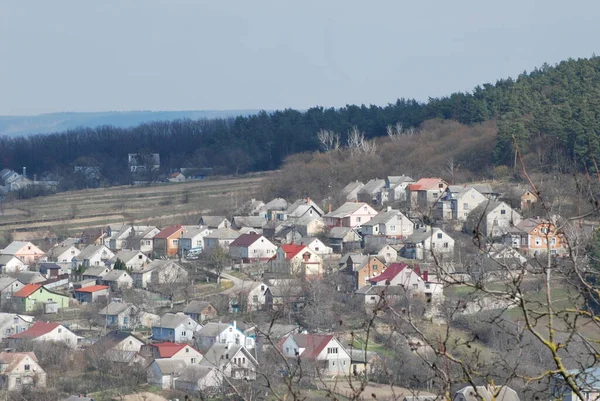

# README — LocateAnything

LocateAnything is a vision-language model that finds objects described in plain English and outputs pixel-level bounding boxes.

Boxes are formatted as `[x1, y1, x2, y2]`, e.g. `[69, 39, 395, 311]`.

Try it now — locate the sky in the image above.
[1, 0, 599, 116]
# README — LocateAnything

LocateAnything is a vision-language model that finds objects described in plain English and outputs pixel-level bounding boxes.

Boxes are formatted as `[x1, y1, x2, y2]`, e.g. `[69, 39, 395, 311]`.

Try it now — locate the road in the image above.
[220, 271, 256, 295]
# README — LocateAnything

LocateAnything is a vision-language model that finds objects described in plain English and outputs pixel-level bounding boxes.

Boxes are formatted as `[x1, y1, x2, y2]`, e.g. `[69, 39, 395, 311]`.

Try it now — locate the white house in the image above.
[203, 228, 240, 252]
[297, 237, 333, 255]
[0, 255, 27, 274]
[0, 313, 34, 340]
[466, 201, 523, 238]
[280, 333, 351, 376]
[46, 240, 80, 263]
[199, 343, 258, 381]
[436, 186, 488, 222]
[131, 260, 188, 289]
[228, 233, 277, 262]
[367, 262, 443, 302]
[385, 175, 414, 204]
[323, 202, 378, 228]
[231, 281, 270, 312]
[360, 209, 414, 238]
[174, 365, 221, 393]
[404, 227, 455, 261]
[270, 244, 323, 276]
[143, 342, 203, 365]
[147, 359, 187, 389]
[108, 249, 150, 271]
[195, 321, 255, 350]
[0, 277, 25, 307]
[74, 245, 115, 268]
[101, 270, 134, 290]
[0, 351, 46, 391]
[152, 313, 202, 343]
[7, 322, 81, 348]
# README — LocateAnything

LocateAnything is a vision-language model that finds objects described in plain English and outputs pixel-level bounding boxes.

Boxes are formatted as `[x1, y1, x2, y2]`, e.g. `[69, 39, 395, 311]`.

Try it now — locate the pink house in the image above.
[323, 202, 377, 228]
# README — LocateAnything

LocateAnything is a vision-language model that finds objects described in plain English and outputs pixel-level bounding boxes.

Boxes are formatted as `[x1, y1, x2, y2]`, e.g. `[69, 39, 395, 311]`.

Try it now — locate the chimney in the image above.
[233, 321, 236, 330]
[423, 271, 428, 282]
[22, 167, 26, 178]
[387, 206, 392, 212]
[306, 197, 310, 204]
[328, 204, 332, 213]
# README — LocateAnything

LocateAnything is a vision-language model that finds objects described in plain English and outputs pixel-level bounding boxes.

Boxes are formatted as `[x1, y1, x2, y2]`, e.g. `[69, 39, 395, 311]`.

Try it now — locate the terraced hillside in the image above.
[0, 175, 267, 241]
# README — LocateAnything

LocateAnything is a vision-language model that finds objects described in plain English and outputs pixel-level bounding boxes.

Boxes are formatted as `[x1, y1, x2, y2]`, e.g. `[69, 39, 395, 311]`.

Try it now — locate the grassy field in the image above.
[0, 174, 270, 241]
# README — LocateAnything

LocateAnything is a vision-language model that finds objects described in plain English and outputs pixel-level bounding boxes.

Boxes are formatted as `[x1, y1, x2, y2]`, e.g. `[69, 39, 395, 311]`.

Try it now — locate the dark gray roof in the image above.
[196, 322, 232, 337]
[154, 359, 187, 375]
[99, 302, 133, 316]
[357, 179, 385, 195]
[199, 343, 257, 370]
[154, 313, 198, 329]
[183, 300, 214, 314]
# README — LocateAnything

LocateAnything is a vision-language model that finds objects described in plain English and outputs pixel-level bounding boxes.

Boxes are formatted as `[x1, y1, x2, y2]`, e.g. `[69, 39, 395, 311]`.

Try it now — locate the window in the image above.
[439, 183, 444, 188]
[437, 233, 442, 239]
[191, 358, 196, 363]
[186, 347, 189, 352]
[541, 227, 549, 234]
[23, 364, 29, 372]
[500, 209, 506, 215]
[286, 347, 289, 353]
[357, 217, 362, 223]
[327, 347, 338, 354]
[138, 255, 143, 259]
[260, 285, 265, 291]
[374, 226, 378, 232]
[551, 238, 556, 245]
[243, 357, 246, 364]
[173, 239, 178, 245]
[535, 239, 542, 246]
[370, 296, 376, 301]
[390, 225, 396, 232]
[372, 264, 378, 271]
[182, 331, 187, 336]
[58, 328, 62, 333]
[253, 295, 259, 303]
[443, 242, 449, 248]
[463, 203, 469, 210]
[413, 284, 418, 289]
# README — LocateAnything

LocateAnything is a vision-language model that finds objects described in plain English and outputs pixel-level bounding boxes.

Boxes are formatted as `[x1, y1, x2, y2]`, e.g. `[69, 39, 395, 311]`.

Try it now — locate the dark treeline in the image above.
[2, 56, 600, 188]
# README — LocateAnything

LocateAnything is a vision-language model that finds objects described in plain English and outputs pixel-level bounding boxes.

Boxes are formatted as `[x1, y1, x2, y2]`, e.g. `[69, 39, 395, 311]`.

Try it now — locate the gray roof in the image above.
[1, 241, 37, 255]
[199, 343, 256, 370]
[357, 179, 385, 195]
[82, 265, 111, 277]
[324, 202, 367, 218]
[109, 250, 145, 264]
[361, 210, 403, 227]
[102, 270, 131, 282]
[342, 181, 364, 194]
[183, 300, 214, 314]
[63, 396, 95, 401]
[178, 365, 216, 382]
[387, 175, 414, 187]
[154, 313, 197, 330]
[233, 216, 267, 228]
[200, 216, 229, 228]
[47, 243, 80, 259]
[0, 313, 33, 326]
[204, 227, 240, 240]
[406, 227, 445, 244]
[328, 226, 360, 240]
[355, 285, 409, 296]
[99, 302, 133, 316]
[262, 198, 288, 211]
[135, 259, 184, 274]
[196, 322, 232, 337]
[181, 225, 210, 239]
[0, 277, 20, 291]
[0, 255, 23, 265]
[16, 271, 46, 284]
[286, 198, 325, 217]
[154, 359, 187, 375]
[77, 245, 111, 261]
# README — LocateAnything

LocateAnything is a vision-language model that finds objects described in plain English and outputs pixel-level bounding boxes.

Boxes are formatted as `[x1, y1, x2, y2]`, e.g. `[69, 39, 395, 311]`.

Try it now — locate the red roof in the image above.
[154, 225, 183, 239]
[280, 244, 307, 260]
[13, 284, 42, 298]
[169, 172, 182, 178]
[284, 333, 334, 359]
[152, 342, 200, 358]
[75, 285, 109, 293]
[410, 178, 445, 191]
[369, 263, 409, 283]
[230, 233, 263, 248]
[8, 322, 60, 339]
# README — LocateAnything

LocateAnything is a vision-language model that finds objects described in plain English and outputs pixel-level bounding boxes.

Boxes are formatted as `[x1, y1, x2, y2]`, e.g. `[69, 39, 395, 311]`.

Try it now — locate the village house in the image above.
[372, 244, 398, 264]
[153, 225, 185, 257]
[297, 237, 333, 255]
[454, 385, 520, 401]
[99, 330, 146, 353]
[8, 322, 81, 348]
[232, 216, 268, 232]
[384, 175, 415, 204]
[199, 216, 231, 230]
[79, 228, 107, 246]
[131, 260, 188, 289]
[12, 284, 70, 313]
[179, 225, 211, 254]
[0, 313, 34, 340]
[327, 227, 362, 253]
[365, 263, 443, 302]
[195, 321, 255, 350]
[407, 177, 449, 211]
[0, 255, 27, 274]
[16, 271, 46, 285]
[506, 218, 565, 256]
[357, 179, 386, 204]
[142, 341, 203, 365]
[270, 244, 323, 277]
[323, 202, 377, 228]
[99, 302, 138, 329]
[230, 281, 272, 312]
[146, 359, 187, 390]
[0, 277, 24, 307]
[521, 189, 539, 211]
[174, 365, 221, 394]
[81, 265, 111, 282]
[152, 312, 201, 343]
[74, 285, 110, 303]
[285, 198, 325, 221]
[228, 233, 277, 262]
[168, 171, 186, 182]
[199, 343, 258, 380]
[279, 333, 351, 376]
[551, 366, 600, 401]
[234, 199, 265, 216]
[465, 201, 523, 238]
[360, 208, 414, 239]
[108, 249, 150, 271]
[101, 270, 134, 290]
[73, 244, 115, 268]
[342, 181, 365, 202]
[435, 186, 488, 222]
[106, 225, 162, 254]
[38, 262, 66, 279]
[259, 198, 288, 220]
[403, 227, 455, 261]
[183, 300, 218, 322]
[203, 227, 241, 253]
[0, 351, 46, 391]
[0, 241, 46, 265]
[342, 255, 388, 289]
[46, 238, 80, 263]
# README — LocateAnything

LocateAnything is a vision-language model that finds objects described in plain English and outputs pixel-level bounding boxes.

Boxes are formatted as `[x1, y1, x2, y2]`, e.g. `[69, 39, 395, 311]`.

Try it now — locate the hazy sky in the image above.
[1, 0, 599, 115]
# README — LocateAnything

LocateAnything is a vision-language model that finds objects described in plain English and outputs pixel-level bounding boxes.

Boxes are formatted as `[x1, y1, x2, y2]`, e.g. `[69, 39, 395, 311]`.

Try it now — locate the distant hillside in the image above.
[0, 110, 259, 137]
